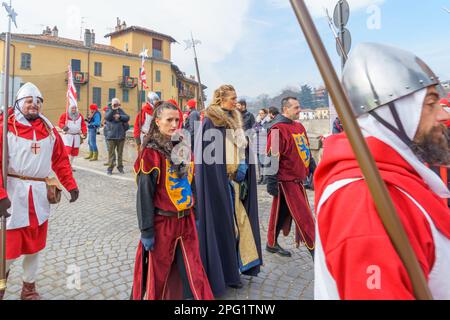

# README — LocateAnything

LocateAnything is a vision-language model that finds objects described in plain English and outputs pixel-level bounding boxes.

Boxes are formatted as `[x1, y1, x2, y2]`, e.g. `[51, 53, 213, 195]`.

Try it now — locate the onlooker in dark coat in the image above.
[236, 99, 256, 131]
[105, 98, 130, 175]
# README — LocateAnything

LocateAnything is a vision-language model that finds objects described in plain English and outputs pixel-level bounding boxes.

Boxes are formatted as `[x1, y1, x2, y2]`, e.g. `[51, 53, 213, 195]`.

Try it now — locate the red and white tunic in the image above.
[58, 113, 87, 157]
[0, 112, 78, 259]
[314, 135, 450, 300]
[133, 103, 154, 143]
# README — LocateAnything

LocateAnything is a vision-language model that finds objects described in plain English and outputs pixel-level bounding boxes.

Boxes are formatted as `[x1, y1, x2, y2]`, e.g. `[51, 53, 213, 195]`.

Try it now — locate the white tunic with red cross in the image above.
[59, 114, 86, 149]
[0, 112, 77, 231]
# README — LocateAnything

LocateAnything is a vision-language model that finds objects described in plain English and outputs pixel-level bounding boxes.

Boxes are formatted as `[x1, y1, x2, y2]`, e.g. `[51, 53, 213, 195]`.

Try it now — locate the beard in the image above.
[24, 113, 40, 121]
[411, 124, 450, 166]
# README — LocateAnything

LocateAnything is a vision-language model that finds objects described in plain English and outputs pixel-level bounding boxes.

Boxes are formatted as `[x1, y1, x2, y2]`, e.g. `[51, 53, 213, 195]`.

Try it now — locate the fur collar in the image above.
[205, 104, 244, 131]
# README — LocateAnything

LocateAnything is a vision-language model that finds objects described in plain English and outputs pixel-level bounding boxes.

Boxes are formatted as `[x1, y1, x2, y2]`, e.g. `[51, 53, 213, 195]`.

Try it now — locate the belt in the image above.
[8, 174, 47, 182]
[156, 208, 191, 219]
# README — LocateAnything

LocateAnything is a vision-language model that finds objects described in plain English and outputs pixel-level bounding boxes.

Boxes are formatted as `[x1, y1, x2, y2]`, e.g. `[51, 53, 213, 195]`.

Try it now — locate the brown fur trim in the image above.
[205, 104, 244, 131]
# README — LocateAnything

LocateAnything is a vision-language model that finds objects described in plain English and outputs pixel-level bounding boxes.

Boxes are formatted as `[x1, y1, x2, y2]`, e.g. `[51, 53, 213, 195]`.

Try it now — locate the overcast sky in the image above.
[5, 0, 450, 100]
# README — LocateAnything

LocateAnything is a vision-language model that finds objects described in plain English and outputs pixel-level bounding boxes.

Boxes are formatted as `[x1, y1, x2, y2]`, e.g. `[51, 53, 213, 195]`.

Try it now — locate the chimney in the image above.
[90, 29, 95, 45]
[84, 29, 92, 47]
[42, 26, 51, 36]
[51, 26, 58, 37]
[121, 21, 127, 30]
[115, 17, 121, 31]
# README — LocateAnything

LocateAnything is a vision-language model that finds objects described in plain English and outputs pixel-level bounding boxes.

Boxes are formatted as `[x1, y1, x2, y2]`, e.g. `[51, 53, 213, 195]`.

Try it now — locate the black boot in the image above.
[266, 243, 292, 257]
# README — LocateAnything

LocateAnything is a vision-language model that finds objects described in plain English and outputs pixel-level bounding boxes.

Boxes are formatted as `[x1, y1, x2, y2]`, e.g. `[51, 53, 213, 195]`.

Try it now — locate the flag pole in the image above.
[289, 0, 432, 300]
[1, 0, 16, 293]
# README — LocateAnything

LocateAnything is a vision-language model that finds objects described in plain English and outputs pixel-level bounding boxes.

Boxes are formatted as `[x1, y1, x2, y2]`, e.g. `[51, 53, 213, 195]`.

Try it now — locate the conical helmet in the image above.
[342, 43, 442, 117]
[15, 82, 44, 104]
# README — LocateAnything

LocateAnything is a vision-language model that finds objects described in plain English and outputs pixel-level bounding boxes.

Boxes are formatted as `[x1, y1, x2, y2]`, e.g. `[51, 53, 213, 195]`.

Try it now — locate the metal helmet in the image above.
[147, 92, 160, 104]
[15, 82, 44, 105]
[342, 43, 442, 117]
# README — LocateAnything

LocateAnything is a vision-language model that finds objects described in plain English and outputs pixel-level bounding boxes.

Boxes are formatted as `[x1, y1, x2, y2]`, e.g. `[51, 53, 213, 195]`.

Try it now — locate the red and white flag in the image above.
[139, 49, 149, 90]
[67, 65, 78, 109]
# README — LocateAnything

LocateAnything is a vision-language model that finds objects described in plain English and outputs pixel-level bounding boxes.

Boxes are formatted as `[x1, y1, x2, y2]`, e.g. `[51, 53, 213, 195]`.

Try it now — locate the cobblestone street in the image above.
[4, 155, 314, 300]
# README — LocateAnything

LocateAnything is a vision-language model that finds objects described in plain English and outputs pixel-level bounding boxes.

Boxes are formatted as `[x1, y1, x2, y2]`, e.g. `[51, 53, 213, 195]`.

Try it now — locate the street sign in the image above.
[333, 0, 350, 27]
[336, 28, 351, 57]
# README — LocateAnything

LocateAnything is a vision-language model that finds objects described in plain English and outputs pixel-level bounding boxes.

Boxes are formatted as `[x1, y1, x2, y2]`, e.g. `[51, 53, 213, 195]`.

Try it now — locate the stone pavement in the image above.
[4, 153, 314, 300]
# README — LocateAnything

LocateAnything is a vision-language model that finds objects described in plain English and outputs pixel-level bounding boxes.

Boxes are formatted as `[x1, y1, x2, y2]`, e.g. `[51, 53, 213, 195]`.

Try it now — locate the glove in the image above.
[0, 197, 11, 218]
[141, 237, 155, 252]
[266, 175, 279, 197]
[69, 189, 79, 203]
[235, 161, 249, 183]
[62, 126, 69, 133]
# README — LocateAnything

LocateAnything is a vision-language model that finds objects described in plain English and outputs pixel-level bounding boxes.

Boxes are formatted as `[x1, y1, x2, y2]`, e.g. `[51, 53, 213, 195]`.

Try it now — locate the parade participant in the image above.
[195, 85, 262, 297]
[0, 83, 79, 300]
[314, 43, 450, 299]
[133, 92, 158, 150]
[184, 99, 200, 151]
[58, 104, 87, 167]
[265, 97, 315, 258]
[105, 98, 130, 175]
[236, 99, 256, 131]
[167, 99, 184, 130]
[254, 108, 270, 184]
[132, 102, 213, 300]
[85, 104, 101, 162]
[332, 117, 344, 134]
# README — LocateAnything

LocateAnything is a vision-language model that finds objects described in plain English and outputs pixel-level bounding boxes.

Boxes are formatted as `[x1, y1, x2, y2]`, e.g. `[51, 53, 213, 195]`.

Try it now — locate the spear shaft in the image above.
[0, 0, 12, 292]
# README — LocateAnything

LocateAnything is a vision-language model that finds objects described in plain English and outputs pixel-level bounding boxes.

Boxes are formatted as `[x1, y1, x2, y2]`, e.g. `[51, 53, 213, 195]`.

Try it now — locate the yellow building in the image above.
[0, 20, 206, 124]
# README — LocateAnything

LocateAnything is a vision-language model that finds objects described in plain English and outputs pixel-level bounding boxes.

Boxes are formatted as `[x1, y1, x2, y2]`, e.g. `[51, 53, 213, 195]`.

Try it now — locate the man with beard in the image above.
[314, 43, 450, 300]
[58, 104, 87, 167]
[0, 83, 79, 300]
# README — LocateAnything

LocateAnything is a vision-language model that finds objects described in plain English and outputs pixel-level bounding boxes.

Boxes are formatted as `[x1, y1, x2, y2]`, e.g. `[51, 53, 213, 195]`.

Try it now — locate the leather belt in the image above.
[156, 208, 191, 219]
[8, 174, 47, 182]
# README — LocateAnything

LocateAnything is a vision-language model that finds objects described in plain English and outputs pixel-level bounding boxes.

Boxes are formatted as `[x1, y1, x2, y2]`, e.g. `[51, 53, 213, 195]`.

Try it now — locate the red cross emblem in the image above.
[31, 143, 41, 155]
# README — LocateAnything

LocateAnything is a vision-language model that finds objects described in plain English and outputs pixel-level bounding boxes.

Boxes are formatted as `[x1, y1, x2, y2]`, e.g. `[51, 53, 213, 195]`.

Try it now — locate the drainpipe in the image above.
[86, 48, 90, 115]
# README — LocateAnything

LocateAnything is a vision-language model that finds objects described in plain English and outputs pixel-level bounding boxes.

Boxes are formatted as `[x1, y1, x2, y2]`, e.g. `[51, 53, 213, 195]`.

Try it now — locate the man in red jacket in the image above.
[0, 83, 79, 300]
[265, 97, 315, 258]
[314, 43, 450, 300]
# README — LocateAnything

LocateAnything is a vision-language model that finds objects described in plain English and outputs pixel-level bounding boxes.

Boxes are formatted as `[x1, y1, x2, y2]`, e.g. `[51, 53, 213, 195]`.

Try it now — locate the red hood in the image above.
[142, 103, 154, 115]
[314, 133, 450, 237]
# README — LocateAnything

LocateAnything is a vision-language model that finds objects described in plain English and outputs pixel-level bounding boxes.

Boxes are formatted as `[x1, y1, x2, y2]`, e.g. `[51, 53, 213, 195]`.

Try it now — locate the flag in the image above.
[139, 49, 149, 90]
[67, 65, 78, 109]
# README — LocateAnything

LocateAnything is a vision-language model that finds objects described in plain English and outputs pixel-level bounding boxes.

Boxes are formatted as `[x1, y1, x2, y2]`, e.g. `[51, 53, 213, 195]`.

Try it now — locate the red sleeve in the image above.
[319, 182, 435, 300]
[51, 128, 78, 192]
[0, 123, 8, 200]
[80, 115, 87, 135]
[133, 113, 141, 139]
[58, 113, 67, 129]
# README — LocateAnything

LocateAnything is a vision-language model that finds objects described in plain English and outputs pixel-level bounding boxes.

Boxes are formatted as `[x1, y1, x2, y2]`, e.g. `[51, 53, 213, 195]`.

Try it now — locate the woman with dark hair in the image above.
[131, 102, 213, 300]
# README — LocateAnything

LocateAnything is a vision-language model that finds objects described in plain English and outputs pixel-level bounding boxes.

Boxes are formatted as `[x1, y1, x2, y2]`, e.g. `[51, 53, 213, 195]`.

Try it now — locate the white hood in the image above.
[357, 88, 450, 198]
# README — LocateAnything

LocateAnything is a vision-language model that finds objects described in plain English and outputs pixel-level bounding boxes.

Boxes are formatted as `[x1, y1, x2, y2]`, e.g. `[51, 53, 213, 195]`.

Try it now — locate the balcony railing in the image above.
[179, 89, 195, 99]
[119, 76, 138, 89]
[66, 71, 89, 85]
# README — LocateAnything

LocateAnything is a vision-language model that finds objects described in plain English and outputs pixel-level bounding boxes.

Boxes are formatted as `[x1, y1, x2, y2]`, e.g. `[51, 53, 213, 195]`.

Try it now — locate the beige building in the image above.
[0, 19, 205, 124]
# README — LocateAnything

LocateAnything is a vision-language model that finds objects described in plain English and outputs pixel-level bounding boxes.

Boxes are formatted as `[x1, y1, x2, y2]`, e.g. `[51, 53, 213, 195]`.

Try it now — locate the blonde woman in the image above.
[195, 85, 262, 297]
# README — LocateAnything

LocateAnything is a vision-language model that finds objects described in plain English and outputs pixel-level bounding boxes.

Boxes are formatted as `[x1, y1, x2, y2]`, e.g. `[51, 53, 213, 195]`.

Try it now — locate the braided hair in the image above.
[208, 84, 236, 109]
